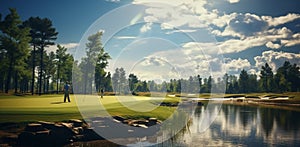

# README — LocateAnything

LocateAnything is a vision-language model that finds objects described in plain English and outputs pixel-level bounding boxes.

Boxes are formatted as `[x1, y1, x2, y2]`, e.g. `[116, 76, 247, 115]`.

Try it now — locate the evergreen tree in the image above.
[23, 17, 41, 95]
[104, 72, 113, 92]
[248, 74, 258, 93]
[81, 31, 105, 94]
[55, 45, 74, 93]
[0, 8, 31, 93]
[95, 43, 110, 93]
[238, 69, 249, 93]
[128, 73, 138, 92]
[112, 67, 127, 94]
[259, 63, 274, 92]
[26, 17, 58, 95]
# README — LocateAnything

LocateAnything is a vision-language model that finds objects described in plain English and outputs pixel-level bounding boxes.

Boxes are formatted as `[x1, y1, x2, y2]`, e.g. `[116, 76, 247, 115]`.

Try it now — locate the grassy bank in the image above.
[0, 94, 179, 123]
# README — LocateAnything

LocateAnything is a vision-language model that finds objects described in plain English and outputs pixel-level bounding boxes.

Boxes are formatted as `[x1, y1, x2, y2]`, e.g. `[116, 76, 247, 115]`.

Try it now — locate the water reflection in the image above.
[171, 104, 300, 146]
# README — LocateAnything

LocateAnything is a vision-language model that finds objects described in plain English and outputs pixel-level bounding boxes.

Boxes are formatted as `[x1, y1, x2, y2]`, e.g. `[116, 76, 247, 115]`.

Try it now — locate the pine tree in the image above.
[0, 8, 31, 93]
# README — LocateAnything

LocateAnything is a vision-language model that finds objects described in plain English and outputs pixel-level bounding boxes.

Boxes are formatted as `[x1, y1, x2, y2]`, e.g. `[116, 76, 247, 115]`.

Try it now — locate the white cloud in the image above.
[140, 23, 152, 33]
[106, 0, 120, 3]
[166, 29, 197, 34]
[254, 50, 300, 72]
[129, 0, 300, 76]
[114, 36, 137, 40]
[141, 56, 167, 66]
[213, 25, 298, 52]
[133, 0, 300, 53]
[266, 41, 281, 49]
[227, 0, 240, 4]
[224, 58, 251, 72]
[45, 43, 79, 54]
[183, 25, 299, 54]
[211, 12, 300, 51]
[281, 33, 300, 47]
[227, 13, 268, 38]
[262, 13, 300, 27]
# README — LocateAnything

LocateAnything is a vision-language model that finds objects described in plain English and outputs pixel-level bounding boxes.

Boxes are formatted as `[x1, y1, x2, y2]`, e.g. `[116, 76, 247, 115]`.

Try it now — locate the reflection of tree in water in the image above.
[158, 104, 300, 146]
[239, 106, 256, 128]
[260, 107, 275, 137]
[159, 110, 192, 146]
[274, 109, 300, 132]
[259, 106, 300, 138]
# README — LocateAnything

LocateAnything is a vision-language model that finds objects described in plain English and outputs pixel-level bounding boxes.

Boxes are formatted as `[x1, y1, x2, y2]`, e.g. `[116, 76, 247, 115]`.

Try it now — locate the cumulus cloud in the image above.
[281, 33, 300, 47]
[219, 37, 268, 53]
[254, 50, 300, 72]
[266, 41, 281, 49]
[128, 0, 300, 78]
[262, 13, 300, 27]
[182, 36, 268, 54]
[228, 13, 268, 37]
[133, 0, 300, 53]
[212, 26, 299, 53]
[141, 56, 167, 66]
[224, 58, 251, 72]
[227, 0, 240, 3]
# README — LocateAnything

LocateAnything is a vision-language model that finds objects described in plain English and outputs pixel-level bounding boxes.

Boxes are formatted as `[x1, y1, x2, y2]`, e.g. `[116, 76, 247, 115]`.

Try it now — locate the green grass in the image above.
[0, 94, 179, 123]
[1, 92, 298, 123]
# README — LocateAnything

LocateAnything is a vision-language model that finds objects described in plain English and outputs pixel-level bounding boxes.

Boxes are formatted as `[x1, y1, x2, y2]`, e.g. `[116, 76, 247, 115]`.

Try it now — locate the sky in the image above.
[1, 0, 300, 81]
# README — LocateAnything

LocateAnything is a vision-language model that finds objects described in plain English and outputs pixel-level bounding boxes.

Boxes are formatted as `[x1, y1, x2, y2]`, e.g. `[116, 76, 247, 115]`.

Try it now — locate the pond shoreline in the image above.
[216, 98, 300, 112]
[0, 116, 162, 147]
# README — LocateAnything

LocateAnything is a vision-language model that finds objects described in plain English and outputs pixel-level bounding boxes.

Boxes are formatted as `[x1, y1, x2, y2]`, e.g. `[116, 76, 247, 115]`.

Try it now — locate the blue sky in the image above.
[1, 0, 300, 80]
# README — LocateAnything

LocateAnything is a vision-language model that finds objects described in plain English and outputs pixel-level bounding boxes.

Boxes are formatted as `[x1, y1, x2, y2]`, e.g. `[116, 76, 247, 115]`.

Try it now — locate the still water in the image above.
[160, 104, 300, 146]
[70, 103, 300, 146]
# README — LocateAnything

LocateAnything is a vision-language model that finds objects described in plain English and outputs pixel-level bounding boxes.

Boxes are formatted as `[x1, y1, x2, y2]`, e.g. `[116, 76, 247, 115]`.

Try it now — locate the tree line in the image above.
[111, 61, 300, 94]
[0, 8, 73, 94]
[1, 8, 299, 95]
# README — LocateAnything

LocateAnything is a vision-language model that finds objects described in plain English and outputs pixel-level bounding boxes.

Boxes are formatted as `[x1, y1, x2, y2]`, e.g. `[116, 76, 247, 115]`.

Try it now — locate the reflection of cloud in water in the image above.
[177, 105, 300, 146]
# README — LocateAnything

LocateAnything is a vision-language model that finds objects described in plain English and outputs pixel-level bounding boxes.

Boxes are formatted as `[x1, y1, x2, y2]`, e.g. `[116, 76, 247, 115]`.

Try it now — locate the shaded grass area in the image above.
[0, 94, 179, 123]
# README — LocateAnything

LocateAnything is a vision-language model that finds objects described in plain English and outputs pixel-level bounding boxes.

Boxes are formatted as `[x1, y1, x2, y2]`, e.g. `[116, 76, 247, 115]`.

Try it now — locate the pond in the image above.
[67, 103, 300, 146]
[159, 104, 300, 146]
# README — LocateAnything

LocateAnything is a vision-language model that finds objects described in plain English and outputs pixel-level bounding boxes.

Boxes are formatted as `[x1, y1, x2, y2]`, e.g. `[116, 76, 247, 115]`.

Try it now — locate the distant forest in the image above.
[1, 8, 299, 95]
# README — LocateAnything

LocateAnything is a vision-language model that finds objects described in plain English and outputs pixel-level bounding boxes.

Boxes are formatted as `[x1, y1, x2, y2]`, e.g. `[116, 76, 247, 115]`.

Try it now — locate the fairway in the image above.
[0, 94, 178, 123]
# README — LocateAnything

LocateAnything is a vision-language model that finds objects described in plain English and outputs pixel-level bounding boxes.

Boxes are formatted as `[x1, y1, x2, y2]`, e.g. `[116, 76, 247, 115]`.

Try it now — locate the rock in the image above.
[3, 135, 18, 144]
[68, 119, 84, 127]
[18, 131, 35, 145]
[49, 124, 74, 144]
[38, 121, 56, 130]
[61, 122, 73, 129]
[128, 120, 148, 126]
[73, 127, 84, 134]
[73, 135, 85, 141]
[112, 119, 121, 123]
[147, 118, 158, 126]
[35, 130, 51, 143]
[24, 123, 46, 132]
[82, 128, 104, 141]
[137, 124, 148, 129]
[112, 116, 125, 122]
